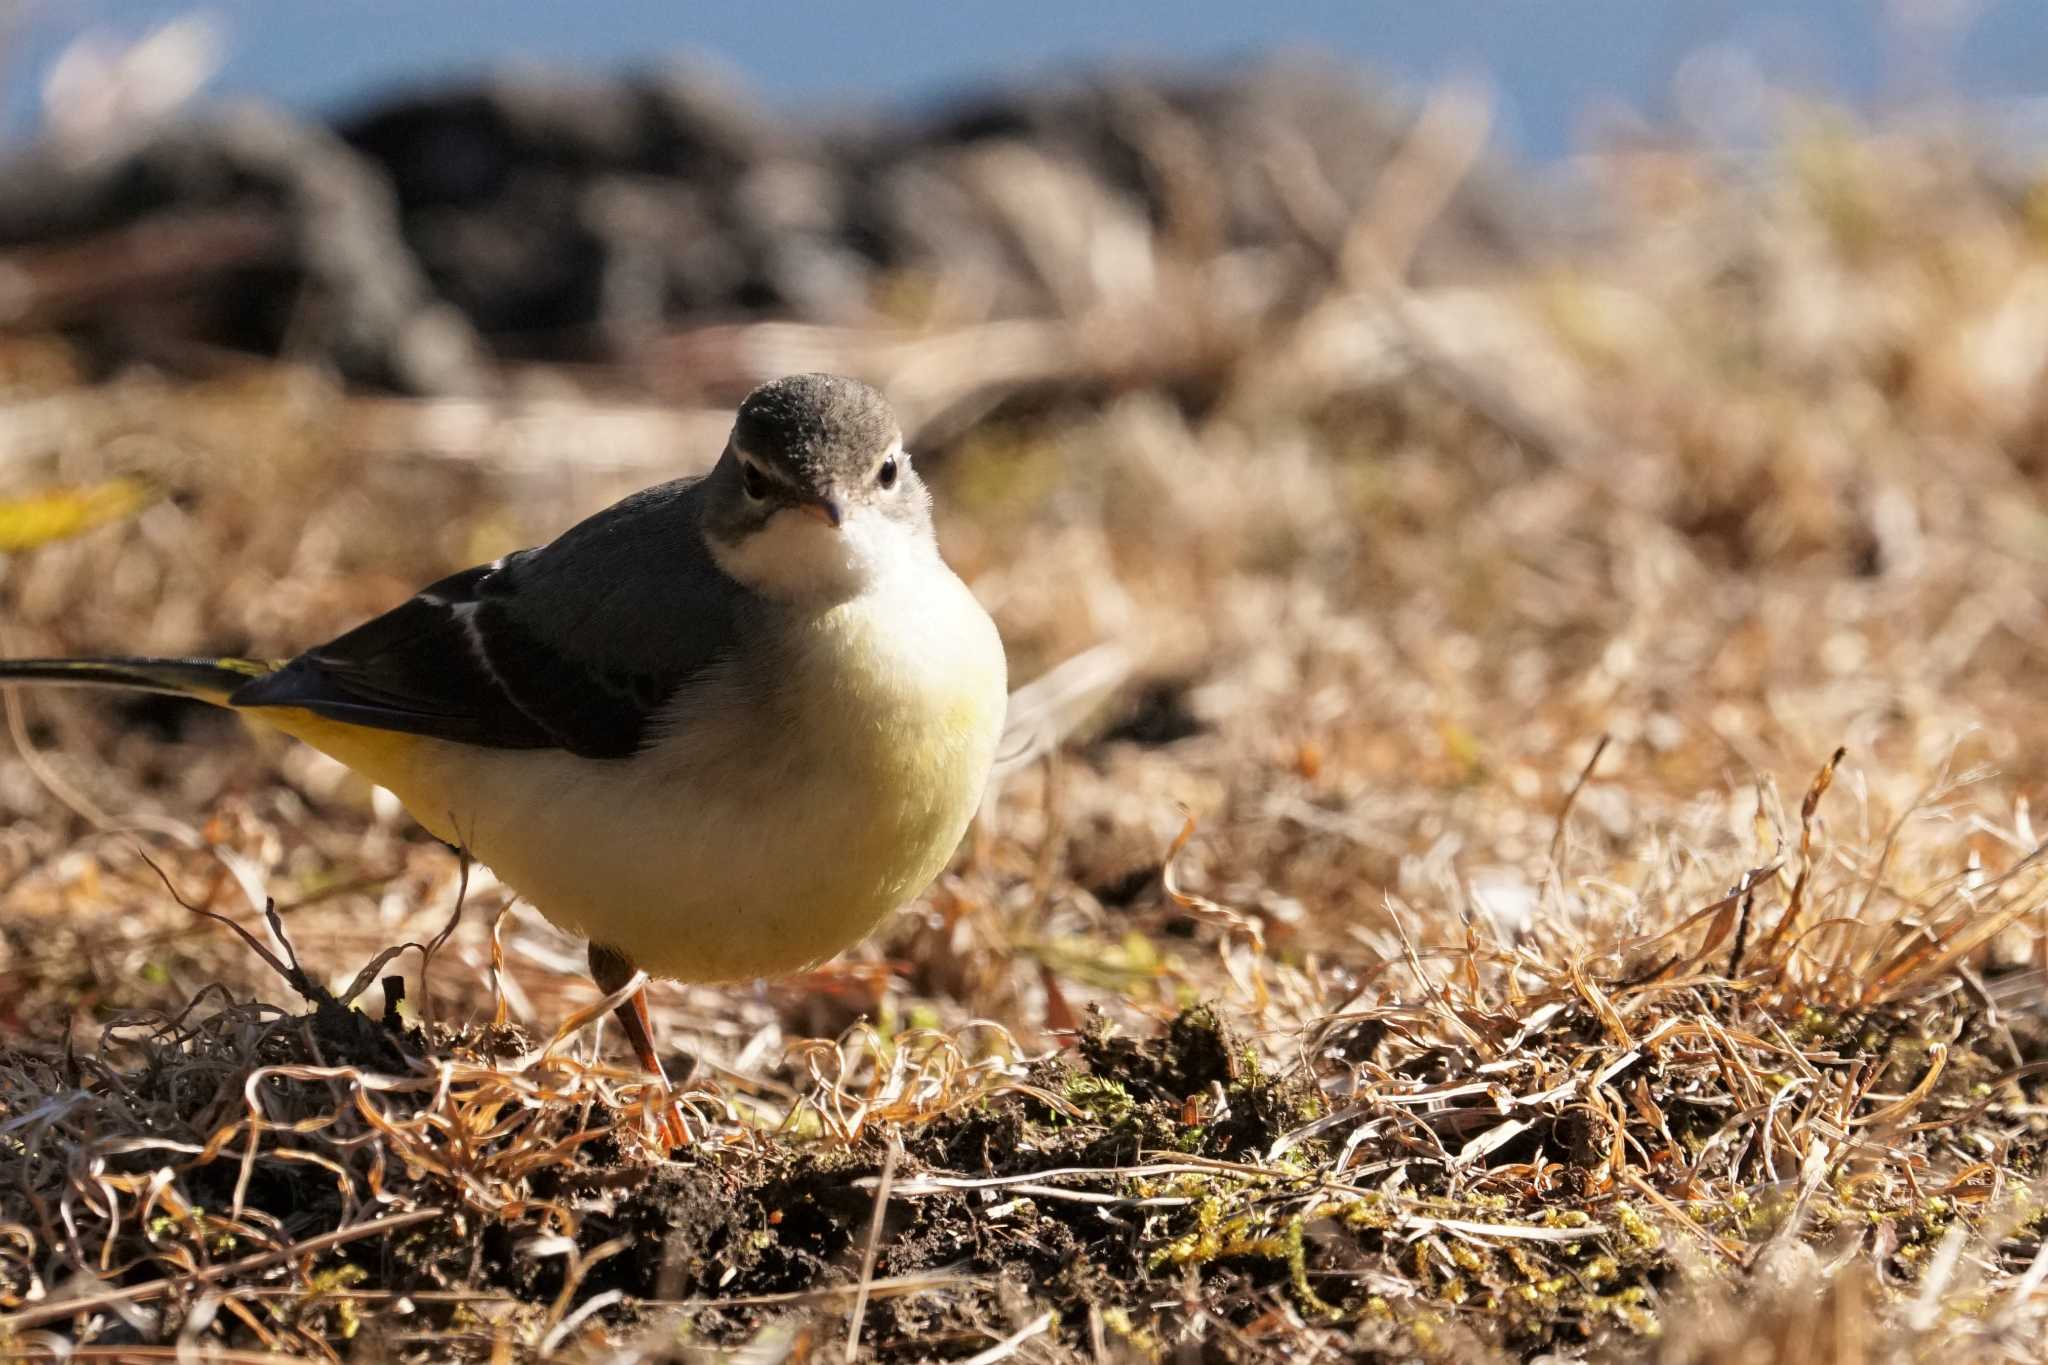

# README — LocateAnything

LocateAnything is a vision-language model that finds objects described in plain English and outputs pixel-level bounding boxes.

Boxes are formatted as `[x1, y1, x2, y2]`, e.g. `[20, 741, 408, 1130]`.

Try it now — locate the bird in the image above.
[0, 373, 1009, 1117]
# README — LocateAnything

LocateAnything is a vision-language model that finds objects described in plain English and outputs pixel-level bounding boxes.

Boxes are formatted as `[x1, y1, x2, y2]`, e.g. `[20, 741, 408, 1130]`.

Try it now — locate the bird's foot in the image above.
[588, 943, 692, 1151]
[617, 997, 693, 1150]
[647, 1086, 693, 1150]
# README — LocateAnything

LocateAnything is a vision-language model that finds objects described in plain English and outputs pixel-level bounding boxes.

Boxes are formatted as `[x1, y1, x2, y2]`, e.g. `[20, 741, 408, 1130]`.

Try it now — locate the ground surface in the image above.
[5, 81, 2048, 1363]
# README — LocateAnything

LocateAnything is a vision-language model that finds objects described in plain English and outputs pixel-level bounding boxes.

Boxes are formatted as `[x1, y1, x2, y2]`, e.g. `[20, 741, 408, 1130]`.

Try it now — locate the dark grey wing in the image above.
[231, 478, 750, 760]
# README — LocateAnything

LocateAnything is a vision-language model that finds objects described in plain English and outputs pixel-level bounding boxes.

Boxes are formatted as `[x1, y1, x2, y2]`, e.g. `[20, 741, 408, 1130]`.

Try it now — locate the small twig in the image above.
[411, 848, 474, 1022]
[127, 850, 303, 999]
[845, 1133, 903, 1363]
[1908, 1224, 1972, 1332]
[536, 1235, 629, 1355]
[1618, 1169, 1742, 1265]
[1549, 734, 1611, 876]
[1756, 746, 1846, 967]
[958, 1310, 1056, 1365]
[1726, 887, 1755, 981]
[488, 900, 515, 1029]
[1, 672, 115, 830]
[2, 1208, 442, 1331]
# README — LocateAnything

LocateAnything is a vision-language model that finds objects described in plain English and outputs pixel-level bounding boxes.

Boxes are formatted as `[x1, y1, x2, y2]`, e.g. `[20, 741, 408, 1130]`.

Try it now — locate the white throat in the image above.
[709, 505, 926, 604]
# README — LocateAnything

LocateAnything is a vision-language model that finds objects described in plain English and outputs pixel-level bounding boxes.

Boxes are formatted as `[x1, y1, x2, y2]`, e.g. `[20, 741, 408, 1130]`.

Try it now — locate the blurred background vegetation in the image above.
[9, 4, 2048, 1361]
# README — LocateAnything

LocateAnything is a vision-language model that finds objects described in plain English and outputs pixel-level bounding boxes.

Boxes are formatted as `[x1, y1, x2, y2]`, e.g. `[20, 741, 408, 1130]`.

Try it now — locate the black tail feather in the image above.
[0, 657, 270, 704]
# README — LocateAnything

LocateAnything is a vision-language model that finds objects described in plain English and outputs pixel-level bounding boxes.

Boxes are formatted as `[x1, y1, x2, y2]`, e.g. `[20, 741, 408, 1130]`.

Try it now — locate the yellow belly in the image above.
[248, 708, 467, 845]
[238, 569, 1008, 983]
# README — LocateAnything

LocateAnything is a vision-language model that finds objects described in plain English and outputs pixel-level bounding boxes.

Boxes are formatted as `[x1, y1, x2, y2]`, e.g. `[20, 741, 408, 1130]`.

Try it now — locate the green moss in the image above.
[1063, 1074, 1136, 1125]
[1588, 1284, 1660, 1336]
[306, 1264, 369, 1341]
[1146, 1187, 1340, 1318]
[1613, 1203, 1663, 1252]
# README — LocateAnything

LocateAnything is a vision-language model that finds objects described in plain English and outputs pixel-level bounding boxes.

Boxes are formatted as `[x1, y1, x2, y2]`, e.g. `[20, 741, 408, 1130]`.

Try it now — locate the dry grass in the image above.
[7, 99, 2048, 1360]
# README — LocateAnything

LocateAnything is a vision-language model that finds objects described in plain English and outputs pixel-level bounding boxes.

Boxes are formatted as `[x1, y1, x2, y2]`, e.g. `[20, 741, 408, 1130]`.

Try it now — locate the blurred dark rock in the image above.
[0, 58, 1535, 392]
[0, 105, 490, 391]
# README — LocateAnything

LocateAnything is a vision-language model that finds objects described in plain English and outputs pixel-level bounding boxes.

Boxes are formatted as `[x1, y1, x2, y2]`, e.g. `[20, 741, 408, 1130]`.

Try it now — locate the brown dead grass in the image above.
[7, 102, 2048, 1360]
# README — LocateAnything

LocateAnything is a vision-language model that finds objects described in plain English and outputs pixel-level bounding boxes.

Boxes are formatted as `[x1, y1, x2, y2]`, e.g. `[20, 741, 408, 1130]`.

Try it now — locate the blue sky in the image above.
[5, 1, 2047, 158]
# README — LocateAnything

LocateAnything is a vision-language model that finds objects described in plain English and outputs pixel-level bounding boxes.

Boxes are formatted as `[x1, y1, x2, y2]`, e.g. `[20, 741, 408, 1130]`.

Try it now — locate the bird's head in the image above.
[702, 373, 934, 603]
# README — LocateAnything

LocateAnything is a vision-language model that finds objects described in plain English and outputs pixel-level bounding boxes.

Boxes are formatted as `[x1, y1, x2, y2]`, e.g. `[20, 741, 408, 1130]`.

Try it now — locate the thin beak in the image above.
[797, 496, 842, 529]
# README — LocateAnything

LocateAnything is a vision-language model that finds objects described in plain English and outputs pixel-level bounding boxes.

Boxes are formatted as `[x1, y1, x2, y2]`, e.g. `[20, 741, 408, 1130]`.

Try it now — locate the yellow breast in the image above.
[784, 565, 1008, 906]
[243, 563, 1008, 985]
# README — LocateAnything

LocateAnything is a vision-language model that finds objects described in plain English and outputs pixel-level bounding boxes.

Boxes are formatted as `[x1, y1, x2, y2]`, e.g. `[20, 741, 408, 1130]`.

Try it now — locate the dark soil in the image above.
[0, 991, 1406, 1358]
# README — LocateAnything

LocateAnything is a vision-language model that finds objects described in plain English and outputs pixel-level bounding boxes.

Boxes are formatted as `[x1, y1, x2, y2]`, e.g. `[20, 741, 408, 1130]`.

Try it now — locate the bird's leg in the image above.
[587, 943, 688, 1147]
[588, 945, 668, 1082]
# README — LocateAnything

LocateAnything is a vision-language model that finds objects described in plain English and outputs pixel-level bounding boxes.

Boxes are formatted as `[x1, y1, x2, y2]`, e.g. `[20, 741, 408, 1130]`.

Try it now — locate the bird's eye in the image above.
[877, 456, 899, 490]
[741, 462, 770, 500]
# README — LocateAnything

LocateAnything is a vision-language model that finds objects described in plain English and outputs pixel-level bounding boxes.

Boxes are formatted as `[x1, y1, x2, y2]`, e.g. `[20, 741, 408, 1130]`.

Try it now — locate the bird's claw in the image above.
[647, 1085, 693, 1150]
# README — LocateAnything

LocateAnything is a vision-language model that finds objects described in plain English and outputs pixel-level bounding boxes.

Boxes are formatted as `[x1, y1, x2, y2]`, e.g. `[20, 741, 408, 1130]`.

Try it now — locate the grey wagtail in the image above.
[0, 373, 1008, 1095]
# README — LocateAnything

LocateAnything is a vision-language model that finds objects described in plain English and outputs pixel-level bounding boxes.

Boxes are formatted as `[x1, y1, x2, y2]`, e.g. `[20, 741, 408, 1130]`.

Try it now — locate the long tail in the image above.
[0, 657, 273, 706]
